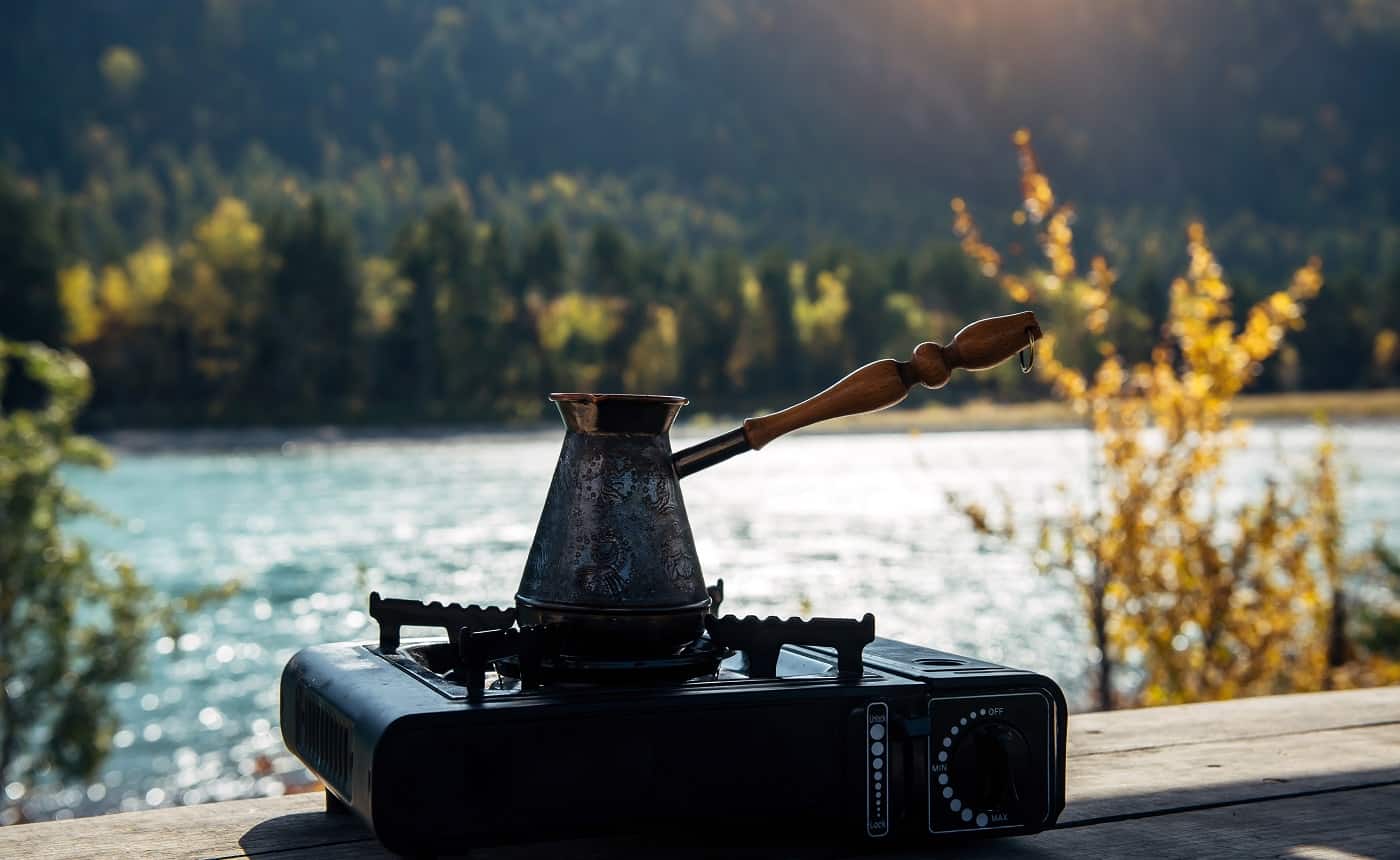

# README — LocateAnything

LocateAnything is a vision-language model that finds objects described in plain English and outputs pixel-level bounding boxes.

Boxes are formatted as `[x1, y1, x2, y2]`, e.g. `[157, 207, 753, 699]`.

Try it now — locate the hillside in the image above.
[3, 0, 1399, 255]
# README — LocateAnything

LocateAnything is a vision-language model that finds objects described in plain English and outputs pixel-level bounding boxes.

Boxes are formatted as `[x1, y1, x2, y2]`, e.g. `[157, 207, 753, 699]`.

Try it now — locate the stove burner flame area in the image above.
[367, 589, 876, 698]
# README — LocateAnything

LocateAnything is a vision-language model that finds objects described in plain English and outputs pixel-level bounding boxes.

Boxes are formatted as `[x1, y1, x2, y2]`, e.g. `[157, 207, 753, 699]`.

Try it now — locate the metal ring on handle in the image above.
[1019, 327, 1038, 374]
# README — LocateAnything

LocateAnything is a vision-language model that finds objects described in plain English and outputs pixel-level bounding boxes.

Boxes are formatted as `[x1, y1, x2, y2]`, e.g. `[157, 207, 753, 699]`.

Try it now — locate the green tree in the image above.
[676, 252, 743, 400]
[257, 197, 361, 417]
[586, 225, 645, 390]
[390, 203, 466, 412]
[477, 223, 540, 410]
[0, 340, 234, 815]
[0, 174, 71, 417]
[585, 225, 632, 297]
[756, 249, 799, 395]
[1290, 271, 1374, 391]
[0, 340, 139, 809]
[520, 223, 566, 297]
[0, 173, 66, 348]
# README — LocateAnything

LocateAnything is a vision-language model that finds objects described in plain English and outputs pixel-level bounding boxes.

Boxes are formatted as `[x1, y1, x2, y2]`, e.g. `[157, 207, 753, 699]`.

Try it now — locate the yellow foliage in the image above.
[159, 198, 270, 391]
[58, 265, 101, 344]
[548, 173, 578, 199]
[361, 256, 412, 334]
[883, 292, 928, 334]
[793, 268, 851, 353]
[951, 196, 1001, 278]
[185, 260, 236, 349]
[193, 198, 264, 272]
[98, 45, 144, 96]
[537, 292, 624, 352]
[725, 267, 778, 388]
[99, 266, 132, 316]
[125, 241, 173, 309]
[534, 289, 627, 392]
[1015, 128, 1055, 222]
[1372, 329, 1398, 376]
[740, 268, 763, 309]
[623, 306, 682, 392]
[954, 132, 1396, 707]
[56, 241, 174, 345]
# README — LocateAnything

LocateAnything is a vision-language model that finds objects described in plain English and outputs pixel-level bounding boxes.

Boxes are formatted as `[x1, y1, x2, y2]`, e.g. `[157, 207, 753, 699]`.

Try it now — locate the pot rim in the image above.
[549, 392, 689, 405]
[549, 393, 690, 433]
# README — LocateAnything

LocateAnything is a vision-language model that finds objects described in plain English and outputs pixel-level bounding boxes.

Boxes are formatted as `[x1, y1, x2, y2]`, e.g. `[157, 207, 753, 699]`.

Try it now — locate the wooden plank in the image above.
[1065, 722, 1400, 822]
[2, 688, 1397, 859]
[894, 783, 1400, 859]
[1068, 686, 1400, 756]
[208, 784, 1400, 860]
[0, 793, 351, 860]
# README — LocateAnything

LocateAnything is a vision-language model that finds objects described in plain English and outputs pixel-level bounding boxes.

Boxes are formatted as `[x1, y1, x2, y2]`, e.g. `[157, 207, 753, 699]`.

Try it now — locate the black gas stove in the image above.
[280, 584, 1067, 856]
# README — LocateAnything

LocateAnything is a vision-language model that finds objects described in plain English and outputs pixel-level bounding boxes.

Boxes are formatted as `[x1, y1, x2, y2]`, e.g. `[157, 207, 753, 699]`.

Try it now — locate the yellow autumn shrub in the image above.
[954, 130, 1400, 709]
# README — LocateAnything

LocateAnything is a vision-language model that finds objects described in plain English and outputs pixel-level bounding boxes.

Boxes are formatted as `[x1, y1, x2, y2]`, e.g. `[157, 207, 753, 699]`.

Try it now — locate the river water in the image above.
[8, 422, 1399, 822]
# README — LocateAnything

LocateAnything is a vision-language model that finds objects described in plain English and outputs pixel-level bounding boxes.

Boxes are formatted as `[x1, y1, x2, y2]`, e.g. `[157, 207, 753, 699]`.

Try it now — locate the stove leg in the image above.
[325, 789, 351, 816]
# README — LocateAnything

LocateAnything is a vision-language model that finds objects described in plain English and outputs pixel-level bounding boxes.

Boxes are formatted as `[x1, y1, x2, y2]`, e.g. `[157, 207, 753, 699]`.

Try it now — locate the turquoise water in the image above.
[8, 422, 1400, 822]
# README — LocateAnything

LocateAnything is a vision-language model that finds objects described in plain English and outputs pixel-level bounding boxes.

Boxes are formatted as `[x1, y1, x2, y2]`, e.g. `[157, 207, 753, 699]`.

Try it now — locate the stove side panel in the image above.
[369, 692, 890, 852]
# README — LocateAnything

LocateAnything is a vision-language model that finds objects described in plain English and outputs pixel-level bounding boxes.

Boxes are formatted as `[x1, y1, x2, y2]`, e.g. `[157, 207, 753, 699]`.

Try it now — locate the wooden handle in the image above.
[742, 311, 1041, 449]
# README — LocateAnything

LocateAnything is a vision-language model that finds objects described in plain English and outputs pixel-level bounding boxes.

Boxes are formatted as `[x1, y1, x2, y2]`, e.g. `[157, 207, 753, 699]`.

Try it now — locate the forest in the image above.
[3, 0, 1400, 424]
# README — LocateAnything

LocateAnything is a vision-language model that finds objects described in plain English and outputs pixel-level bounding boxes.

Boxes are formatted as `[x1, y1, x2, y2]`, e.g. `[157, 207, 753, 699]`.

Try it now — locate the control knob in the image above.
[948, 720, 1033, 818]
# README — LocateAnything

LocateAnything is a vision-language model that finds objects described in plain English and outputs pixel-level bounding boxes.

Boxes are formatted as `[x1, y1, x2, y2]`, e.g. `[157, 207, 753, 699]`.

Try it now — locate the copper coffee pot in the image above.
[516, 311, 1043, 656]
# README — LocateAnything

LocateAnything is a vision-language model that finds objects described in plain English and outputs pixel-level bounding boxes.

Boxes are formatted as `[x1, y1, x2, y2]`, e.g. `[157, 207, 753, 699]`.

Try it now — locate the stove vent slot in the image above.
[296, 688, 352, 799]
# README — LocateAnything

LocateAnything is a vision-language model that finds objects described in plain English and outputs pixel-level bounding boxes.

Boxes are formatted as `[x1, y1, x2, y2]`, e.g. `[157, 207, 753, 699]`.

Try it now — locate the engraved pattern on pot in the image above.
[520, 427, 706, 609]
[516, 396, 709, 657]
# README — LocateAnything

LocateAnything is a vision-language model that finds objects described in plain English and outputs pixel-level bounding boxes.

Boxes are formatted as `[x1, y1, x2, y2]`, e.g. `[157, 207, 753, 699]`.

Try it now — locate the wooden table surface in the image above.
[4, 686, 1398, 859]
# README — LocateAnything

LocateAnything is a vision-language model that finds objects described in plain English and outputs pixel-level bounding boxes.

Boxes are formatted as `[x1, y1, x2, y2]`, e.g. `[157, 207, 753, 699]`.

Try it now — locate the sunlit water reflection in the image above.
[10, 422, 1399, 822]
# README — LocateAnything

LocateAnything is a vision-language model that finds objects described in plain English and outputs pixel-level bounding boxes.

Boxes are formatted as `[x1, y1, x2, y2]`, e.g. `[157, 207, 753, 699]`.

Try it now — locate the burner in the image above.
[368, 593, 727, 695]
[495, 636, 729, 685]
[367, 591, 881, 696]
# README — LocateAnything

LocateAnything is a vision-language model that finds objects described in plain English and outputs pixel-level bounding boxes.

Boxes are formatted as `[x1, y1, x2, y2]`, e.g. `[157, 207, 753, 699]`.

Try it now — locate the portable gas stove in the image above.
[281, 584, 1067, 856]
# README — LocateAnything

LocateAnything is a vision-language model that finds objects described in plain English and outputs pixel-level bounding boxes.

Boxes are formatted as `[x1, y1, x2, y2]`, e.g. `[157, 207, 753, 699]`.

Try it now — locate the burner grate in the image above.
[369, 591, 515, 650]
[365, 593, 878, 697]
[706, 614, 876, 677]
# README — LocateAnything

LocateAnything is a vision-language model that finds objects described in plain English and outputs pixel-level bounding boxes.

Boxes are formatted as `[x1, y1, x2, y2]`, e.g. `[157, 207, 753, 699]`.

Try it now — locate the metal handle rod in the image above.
[671, 311, 1042, 478]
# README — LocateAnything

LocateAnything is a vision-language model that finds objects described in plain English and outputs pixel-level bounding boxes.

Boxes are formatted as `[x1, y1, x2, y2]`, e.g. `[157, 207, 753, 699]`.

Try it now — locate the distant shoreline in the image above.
[823, 388, 1400, 434]
[90, 389, 1400, 453]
